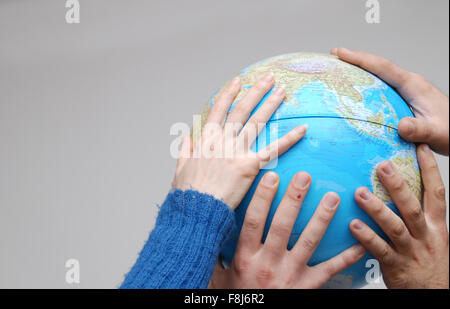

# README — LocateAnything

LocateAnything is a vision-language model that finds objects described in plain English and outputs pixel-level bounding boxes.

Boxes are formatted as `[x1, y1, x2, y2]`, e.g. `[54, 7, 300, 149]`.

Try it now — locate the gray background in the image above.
[0, 0, 448, 288]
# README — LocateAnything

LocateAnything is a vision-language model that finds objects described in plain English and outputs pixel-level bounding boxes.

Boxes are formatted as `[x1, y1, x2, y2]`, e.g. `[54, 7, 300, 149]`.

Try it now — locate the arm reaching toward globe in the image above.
[331, 48, 449, 156]
[209, 172, 365, 289]
[350, 144, 449, 289]
[120, 74, 307, 288]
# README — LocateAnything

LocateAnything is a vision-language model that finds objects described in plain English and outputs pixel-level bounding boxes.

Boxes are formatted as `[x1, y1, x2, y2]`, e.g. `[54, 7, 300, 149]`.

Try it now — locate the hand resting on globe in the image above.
[172, 74, 307, 209]
[331, 48, 449, 156]
[209, 171, 366, 289]
[350, 144, 449, 289]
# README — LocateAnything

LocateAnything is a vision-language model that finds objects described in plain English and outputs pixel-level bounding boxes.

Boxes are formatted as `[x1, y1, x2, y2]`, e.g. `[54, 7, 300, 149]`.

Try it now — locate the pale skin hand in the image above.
[331, 48, 449, 156]
[209, 171, 366, 289]
[350, 144, 449, 289]
[172, 74, 307, 209]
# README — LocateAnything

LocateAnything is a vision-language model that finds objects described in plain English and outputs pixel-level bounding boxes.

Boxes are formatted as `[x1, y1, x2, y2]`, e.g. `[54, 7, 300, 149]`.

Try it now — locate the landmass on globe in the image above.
[195, 52, 422, 288]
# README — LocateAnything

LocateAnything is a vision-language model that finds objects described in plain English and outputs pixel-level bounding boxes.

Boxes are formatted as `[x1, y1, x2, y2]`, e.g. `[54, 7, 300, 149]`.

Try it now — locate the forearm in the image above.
[120, 189, 235, 289]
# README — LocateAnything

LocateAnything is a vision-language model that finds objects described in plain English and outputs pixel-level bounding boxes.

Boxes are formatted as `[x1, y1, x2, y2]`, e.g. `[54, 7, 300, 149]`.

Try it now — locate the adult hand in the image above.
[331, 48, 449, 156]
[172, 74, 307, 209]
[209, 171, 366, 288]
[350, 144, 449, 289]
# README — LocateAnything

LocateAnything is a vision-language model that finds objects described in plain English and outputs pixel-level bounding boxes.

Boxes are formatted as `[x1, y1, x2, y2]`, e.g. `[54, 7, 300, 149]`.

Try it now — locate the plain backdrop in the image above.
[0, 0, 448, 288]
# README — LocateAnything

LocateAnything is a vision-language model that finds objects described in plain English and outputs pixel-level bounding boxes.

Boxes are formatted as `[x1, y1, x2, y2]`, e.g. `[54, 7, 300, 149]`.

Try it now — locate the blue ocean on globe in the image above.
[201, 53, 421, 288]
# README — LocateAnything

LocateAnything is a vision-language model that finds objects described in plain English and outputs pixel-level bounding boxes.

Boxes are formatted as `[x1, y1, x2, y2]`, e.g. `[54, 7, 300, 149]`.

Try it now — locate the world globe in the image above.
[198, 53, 422, 288]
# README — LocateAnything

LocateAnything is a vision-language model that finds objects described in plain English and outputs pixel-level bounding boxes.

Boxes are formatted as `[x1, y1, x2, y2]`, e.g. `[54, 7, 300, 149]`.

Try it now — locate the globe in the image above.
[198, 53, 422, 288]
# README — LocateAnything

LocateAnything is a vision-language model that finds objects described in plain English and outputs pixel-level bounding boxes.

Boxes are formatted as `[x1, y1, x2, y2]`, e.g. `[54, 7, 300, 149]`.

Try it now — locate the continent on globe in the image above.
[198, 53, 422, 288]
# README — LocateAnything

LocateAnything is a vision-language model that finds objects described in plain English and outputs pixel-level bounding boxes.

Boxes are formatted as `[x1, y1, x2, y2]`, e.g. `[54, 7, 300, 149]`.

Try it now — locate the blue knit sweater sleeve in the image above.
[120, 189, 236, 289]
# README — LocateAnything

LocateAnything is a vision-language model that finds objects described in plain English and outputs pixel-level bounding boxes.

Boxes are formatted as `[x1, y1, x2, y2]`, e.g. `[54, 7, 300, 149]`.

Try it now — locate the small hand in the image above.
[350, 144, 449, 289]
[331, 48, 449, 156]
[209, 171, 366, 288]
[172, 74, 307, 209]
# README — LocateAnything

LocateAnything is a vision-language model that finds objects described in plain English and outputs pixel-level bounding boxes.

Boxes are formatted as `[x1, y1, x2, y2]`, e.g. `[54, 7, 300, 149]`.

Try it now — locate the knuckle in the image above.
[243, 215, 261, 232]
[270, 222, 290, 238]
[324, 263, 337, 277]
[397, 190, 414, 206]
[345, 250, 359, 265]
[287, 188, 304, 202]
[391, 221, 406, 238]
[234, 256, 251, 274]
[391, 178, 406, 193]
[231, 103, 246, 116]
[253, 80, 269, 93]
[366, 233, 377, 246]
[427, 160, 439, 172]
[379, 246, 393, 265]
[424, 241, 437, 256]
[222, 86, 235, 97]
[372, 202, 385, 216]
[317, 210, 332, 224]
[434, 185, 446, 202]
[300, 237, 319, 252]
[406, 205, 423, 222]
[256, 265, 273, 285]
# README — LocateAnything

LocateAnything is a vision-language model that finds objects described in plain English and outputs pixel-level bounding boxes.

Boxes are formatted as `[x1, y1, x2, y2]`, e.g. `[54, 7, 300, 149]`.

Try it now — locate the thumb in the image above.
[398, 117, 432, 142]
[398, 117, 448, 155]
[208, 261, 228, 289]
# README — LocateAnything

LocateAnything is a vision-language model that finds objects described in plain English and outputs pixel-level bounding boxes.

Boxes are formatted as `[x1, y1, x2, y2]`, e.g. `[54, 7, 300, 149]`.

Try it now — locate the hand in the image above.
[209, 171, 366, 288]
[350, 144, 449, 289]
[331, 48, 449, 156]
[172, 74, 307, 209]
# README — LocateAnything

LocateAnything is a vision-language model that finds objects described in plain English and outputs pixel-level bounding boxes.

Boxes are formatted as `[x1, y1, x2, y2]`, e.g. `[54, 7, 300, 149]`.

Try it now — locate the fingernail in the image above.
[403, 120, 415, 136]
[421, 144, 431, 153]
[380, 162, 394, 176]
[354, 244, 366, 255]
[358, 187, 371, 201]
[274, 87, 285, 97]
[330, 48, 338, 55]
[263, 172, 278, 187]
[352, 220, 364, 230]
[324, 193, 339, 209]
[263, 72, 274, 82]
[296, 124, 308, 134]
[294, 173, 310, 189]
[231, 76, 240, 86]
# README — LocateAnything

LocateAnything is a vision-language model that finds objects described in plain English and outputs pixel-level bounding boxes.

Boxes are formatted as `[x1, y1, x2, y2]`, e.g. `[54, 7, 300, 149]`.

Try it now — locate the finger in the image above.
[377, 161, 427, 238]
[354, 187, 412, 251]
[258, 125, 308, 165]
[398, 117, 439, 146]
[206, 77, 241, 125]
[262, 172, 312, 261]
[331, 48, 411, 91]
[208, 261, 227, 289]
[238, 86, 285, 146]
[350, 219, 397, 266]
[175, 136, 193, 170]
[236, 172, 279, 255]
[312, 244, 366, 286]
[417, 144, 447, 226]
[179, 135, 193, 158]
[291, 192, 340, 264]
[226, 73, 275, 126]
